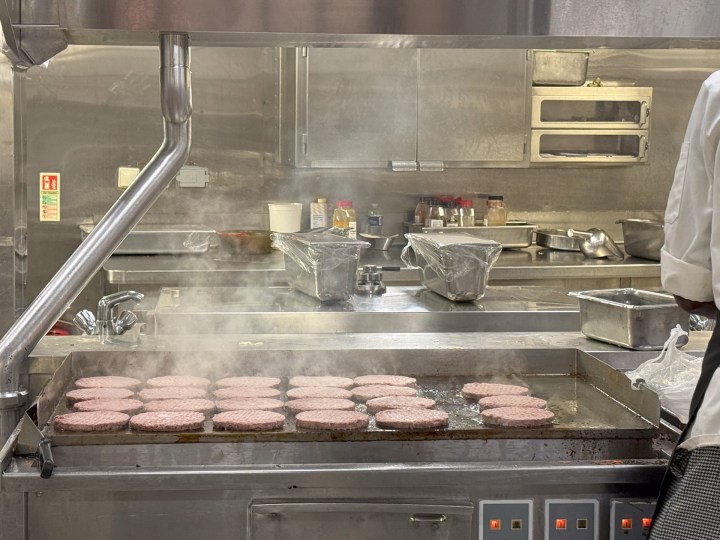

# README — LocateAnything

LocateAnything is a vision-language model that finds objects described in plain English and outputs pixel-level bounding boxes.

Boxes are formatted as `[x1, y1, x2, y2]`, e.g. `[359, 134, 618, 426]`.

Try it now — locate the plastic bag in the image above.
[626, 325, 702, 423]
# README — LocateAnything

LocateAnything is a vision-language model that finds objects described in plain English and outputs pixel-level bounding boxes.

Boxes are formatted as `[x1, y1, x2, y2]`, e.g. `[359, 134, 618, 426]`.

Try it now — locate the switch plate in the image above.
[480, 499, 532, 540]
[545, 499, 598, 540]
[175, 165, 209, 188]
[610, 500, 655, 540]
[117, 167, 140, 188]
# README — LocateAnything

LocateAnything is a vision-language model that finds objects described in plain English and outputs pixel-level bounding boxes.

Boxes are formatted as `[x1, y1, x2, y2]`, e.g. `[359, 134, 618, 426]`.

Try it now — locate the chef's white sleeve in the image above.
[661, 74, 720, 303]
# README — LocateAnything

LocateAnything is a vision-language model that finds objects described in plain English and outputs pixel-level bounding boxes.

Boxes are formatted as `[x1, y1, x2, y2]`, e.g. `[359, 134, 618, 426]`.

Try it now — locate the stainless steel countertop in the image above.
[102, 245, 660, 285]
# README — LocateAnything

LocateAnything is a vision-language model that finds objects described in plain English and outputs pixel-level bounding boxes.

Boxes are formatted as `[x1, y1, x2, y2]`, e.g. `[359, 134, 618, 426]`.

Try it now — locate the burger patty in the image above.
[215, 376, 281, 388]
[353, 375, 417, 387]
[212, 410, 286, 431]
[481, 407, 555, 427]
[145, 375, 211, 389]
[365, 396, 436, 414]
[477, 395, 547, 410]
[138, 386, 207, 401]
[351, 384, 417, 402]
[66, 387, 135, 405]
[461, 382, 529, 400]
[375, 408, 449, 430]
[288, 376, 354, 389]
[285, 398, 356, 415]
[286, 387, 353, 400]
[73, 398, 144, 414]
[54, 411, 130, 432]
[143, 399, 216, 414]
[295, 410, 369, 431]
[130, 411, 205, 432]
[214, 398, 285, 412]
[74, 376, 141, 389]
[212, 386, 282, 400]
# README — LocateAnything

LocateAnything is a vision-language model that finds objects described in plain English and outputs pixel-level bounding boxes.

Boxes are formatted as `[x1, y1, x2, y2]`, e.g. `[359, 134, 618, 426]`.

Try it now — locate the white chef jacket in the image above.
[661, 70, 720, 450]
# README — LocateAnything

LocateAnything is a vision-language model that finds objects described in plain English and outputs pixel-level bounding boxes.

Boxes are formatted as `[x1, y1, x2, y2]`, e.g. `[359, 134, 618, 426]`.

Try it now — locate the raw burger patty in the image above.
[461, 382, 529, 400]
[351, 385, 417, 402]
[66, 387, 135, 405]
[289, 376, 354, 389]
[143, 399, 215, 414]
[145, 375, 211, 389]
[353, 375, 416, 387]
[54, 411, 130, 432]
[215, 376, 281, 388]
[286, 387, 352, 400]
[74, 376, 141, 389]
[481, 407, 555, 427]
[213, 386, 282, 399]
[365, 396, 436, 414]
[295, 410, 369, 431]
[478, 395, 547, 410]
[74, 398, 144, 414]
[215, 398, 285, 412]
[138, 387, 206, 401]
[285, 398, 356, 415]
[130, 411, 205, 432]
[212, 410, 285, 431]
[375, 408, 449, 430]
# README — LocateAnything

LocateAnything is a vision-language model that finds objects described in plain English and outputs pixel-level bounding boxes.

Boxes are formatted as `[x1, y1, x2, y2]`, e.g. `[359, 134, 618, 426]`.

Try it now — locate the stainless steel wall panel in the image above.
[417, 49, 528, 164]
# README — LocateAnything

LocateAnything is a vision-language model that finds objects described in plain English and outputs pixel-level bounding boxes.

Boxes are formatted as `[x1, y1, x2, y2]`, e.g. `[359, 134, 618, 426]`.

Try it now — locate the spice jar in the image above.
[485, 195, 507, 226]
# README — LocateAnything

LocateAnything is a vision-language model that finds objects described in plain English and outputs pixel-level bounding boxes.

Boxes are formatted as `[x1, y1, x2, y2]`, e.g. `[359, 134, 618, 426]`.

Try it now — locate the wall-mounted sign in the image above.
[39, 172, 60, 222]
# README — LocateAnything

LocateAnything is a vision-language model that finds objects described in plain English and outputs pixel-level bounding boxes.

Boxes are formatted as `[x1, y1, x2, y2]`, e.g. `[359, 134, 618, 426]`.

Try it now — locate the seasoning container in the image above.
[485, 195, 507, 226]
[332, 201, 349, 230]
[445, 200, 459, 227]
[458, 199, 475, 227]
[345, 201, 357, 239]
[367, 203, 383, 236]
[414, 197, 430, 225]
[310, 197, 329, 229]
[426, 199, 446, 228]
[474, 193, 489, 226]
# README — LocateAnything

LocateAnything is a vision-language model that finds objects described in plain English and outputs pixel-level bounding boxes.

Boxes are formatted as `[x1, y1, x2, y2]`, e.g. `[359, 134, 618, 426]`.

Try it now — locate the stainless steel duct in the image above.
[0, 33, 192, 444]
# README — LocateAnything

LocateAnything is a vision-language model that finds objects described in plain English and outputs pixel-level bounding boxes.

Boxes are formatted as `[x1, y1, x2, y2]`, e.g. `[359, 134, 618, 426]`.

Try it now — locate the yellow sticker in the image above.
[39, 173, 60, 222]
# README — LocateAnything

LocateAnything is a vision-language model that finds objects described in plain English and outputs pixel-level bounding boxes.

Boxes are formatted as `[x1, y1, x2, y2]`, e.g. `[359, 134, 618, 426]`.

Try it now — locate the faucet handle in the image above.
[113, 310, 139, 335]
[72, 309, 97, 335]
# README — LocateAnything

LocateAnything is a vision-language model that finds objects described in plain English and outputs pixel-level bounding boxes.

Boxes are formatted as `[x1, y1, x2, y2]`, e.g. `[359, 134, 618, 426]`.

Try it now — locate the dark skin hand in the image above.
[673, 295, 718, 319]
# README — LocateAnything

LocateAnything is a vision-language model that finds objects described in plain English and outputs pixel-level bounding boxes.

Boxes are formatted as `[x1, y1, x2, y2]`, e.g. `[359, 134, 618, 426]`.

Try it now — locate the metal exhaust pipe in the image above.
[0, 33, 192, 444]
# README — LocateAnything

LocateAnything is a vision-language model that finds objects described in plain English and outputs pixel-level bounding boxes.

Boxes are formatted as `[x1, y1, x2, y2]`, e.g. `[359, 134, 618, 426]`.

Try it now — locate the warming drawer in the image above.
[530, 129, 648, 164]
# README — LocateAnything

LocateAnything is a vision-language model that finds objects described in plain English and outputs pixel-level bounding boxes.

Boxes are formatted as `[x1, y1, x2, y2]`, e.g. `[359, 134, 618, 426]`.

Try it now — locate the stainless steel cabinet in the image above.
[285, 48, 529, 168]
[530, 87, 652, 164]
[250, 501, 474, 540]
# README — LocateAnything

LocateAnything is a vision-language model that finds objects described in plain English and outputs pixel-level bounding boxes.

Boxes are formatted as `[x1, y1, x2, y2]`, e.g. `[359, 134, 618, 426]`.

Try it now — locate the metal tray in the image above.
[405, 223, 537, 248]
[79, 224, 212, 254]
[570, 288, 690, 350]
[532, 50, 589, 86]
[535, 228, 582, 251]
[617, 219, 663, 261]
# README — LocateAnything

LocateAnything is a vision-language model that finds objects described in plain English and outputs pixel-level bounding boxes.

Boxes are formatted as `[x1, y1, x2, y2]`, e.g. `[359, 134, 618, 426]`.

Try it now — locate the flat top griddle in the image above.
[41, 354, 658, 446]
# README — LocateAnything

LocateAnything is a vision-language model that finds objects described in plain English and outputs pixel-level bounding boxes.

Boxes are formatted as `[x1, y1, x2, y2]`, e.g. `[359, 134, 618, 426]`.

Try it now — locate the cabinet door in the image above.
[417, 49, 528, 166]
[303, 48, 417, 166]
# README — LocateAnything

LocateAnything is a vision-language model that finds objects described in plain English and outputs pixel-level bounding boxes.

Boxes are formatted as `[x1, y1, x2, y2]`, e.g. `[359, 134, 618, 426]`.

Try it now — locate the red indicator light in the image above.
[556, 518, 567, 530]
[642, 518, 652, 528]
[490, 519, 501, 530]
[621, 518, 633, 529]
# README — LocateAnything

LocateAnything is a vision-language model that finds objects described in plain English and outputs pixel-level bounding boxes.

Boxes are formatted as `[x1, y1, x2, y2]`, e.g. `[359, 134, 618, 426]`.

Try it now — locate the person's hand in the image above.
[673, 295, 718, 318]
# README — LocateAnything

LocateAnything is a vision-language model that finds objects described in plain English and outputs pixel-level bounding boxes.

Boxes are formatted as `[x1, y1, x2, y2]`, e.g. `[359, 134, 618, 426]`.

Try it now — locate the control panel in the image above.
[610, 500, 655, 540]
[545, 499, 598, 540]
[480, 500, 533, 540]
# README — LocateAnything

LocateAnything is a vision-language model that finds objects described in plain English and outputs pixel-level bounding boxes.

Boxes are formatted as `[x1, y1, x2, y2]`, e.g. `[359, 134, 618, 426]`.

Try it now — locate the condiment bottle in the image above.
[367, 203, 383, 236]
[458, 199, 475, 227]
[414, 197, 430, 225]
[332, 201, 350, 230]
[310, 197, 329, 229]
[485, 195, 507, 226]
[445, 200, 459, 227]
[344, 201, 357, 239]
[426, 199, 445, 228]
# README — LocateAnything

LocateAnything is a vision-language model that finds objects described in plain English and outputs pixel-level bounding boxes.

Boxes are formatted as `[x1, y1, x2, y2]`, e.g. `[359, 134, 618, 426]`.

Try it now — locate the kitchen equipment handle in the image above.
[379, 266, 401, 272]
[638, 135, 648, 160]
[567, 229, 591, 239]
[38, 437, 54, 479]
[639, 101, 650, 128]
[409, 513, 447, 523]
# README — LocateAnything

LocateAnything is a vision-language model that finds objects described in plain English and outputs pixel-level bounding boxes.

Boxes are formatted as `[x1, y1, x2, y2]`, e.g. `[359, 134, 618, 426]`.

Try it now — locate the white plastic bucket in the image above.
[268, 202, 302, 233]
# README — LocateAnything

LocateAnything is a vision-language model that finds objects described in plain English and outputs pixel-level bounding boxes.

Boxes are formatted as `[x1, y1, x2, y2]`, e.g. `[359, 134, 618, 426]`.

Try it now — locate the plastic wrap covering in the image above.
[626, 326, 702, 423]
[402, 233, 502, 302]
[272, 231, 369, 302]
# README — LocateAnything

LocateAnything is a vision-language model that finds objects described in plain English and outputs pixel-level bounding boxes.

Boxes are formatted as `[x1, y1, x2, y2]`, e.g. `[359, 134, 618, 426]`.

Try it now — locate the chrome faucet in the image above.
[73, 291, 144, 338]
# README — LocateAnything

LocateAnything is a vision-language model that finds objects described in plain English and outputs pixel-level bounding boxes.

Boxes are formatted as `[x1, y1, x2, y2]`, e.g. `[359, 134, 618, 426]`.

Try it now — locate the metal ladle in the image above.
[567, 228, 624, 259]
